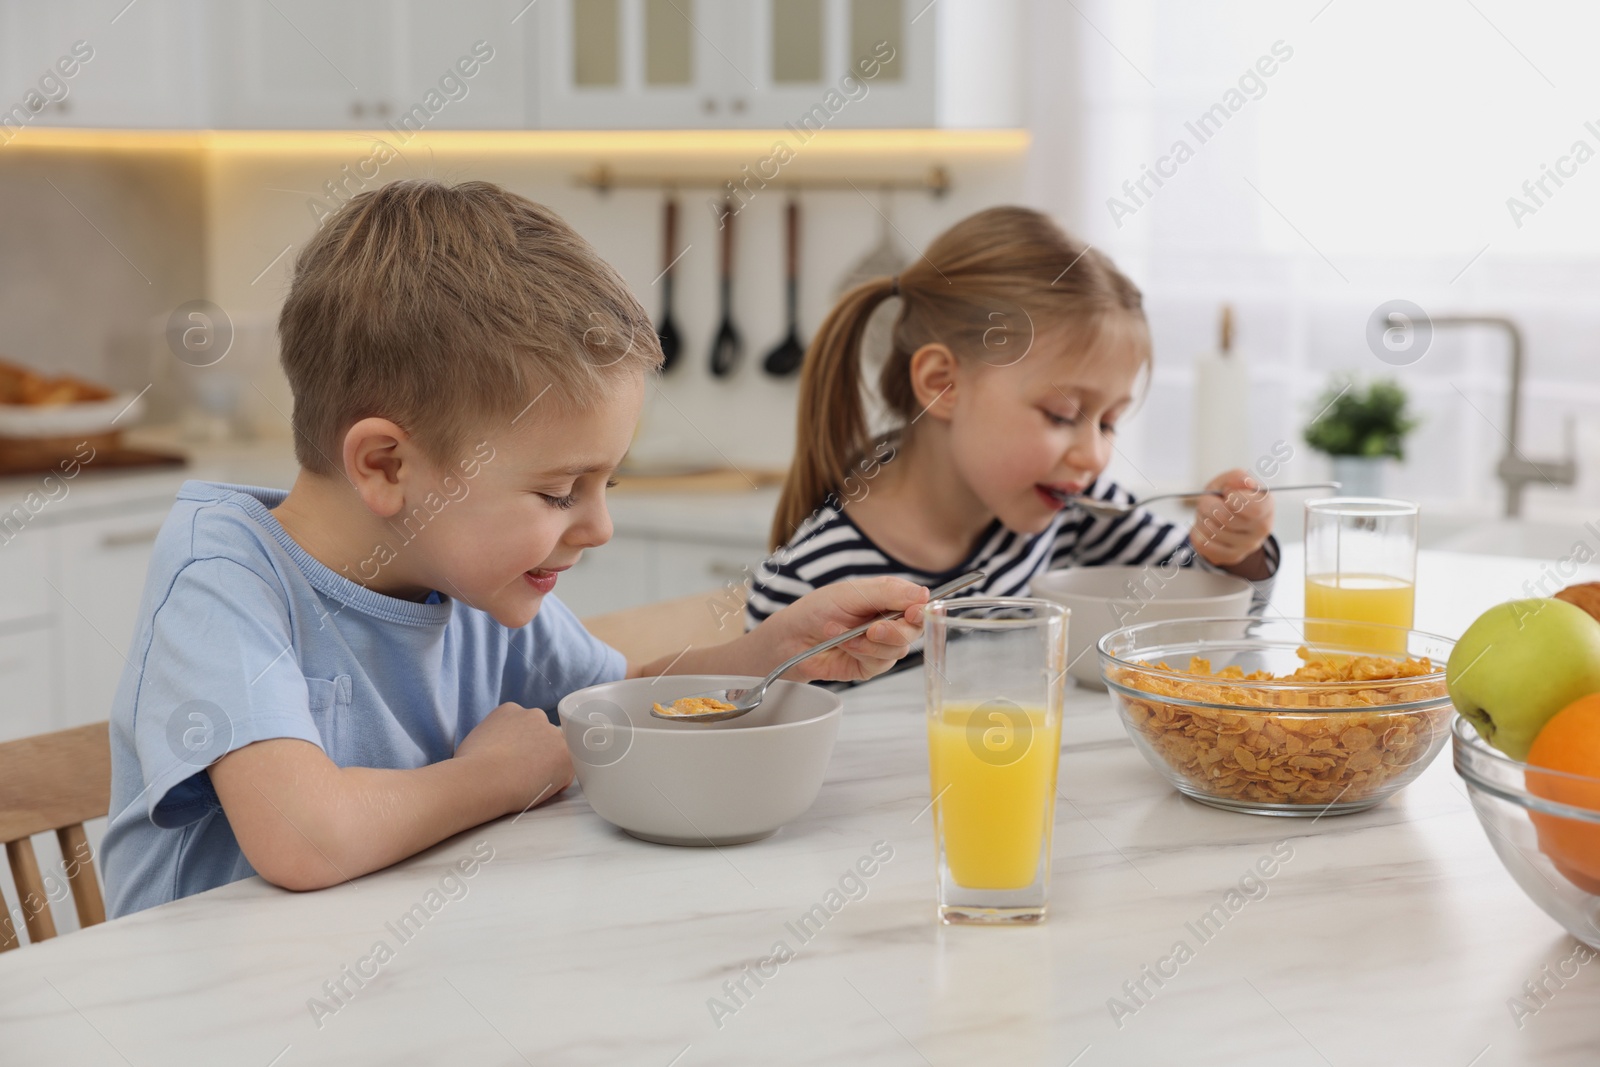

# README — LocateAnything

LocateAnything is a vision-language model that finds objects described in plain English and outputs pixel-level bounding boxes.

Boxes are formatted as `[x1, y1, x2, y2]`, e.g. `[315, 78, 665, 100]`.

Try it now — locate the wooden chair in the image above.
[0, 722, 111, 951]
[582, 587, 746, 666]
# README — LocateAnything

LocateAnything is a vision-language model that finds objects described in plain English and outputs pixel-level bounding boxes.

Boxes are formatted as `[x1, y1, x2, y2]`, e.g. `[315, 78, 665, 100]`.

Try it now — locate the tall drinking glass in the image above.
[924, 598, 1068, 924]
[1304, 497, 1419, 652]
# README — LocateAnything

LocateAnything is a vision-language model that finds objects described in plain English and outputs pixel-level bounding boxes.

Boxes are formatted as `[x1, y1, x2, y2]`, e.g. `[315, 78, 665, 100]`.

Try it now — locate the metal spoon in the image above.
[1054, 482, 1342, 519]
[649, 569, 987, 724]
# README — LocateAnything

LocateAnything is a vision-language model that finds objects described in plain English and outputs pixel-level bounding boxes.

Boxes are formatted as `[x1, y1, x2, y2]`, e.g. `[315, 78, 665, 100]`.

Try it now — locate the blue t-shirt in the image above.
[101, 480, 626, 918]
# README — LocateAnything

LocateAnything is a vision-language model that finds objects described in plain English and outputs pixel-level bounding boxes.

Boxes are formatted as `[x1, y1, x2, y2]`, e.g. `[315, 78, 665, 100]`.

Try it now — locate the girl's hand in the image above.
[749, 576, 931, 684]
[1190, 469, 1274, 574]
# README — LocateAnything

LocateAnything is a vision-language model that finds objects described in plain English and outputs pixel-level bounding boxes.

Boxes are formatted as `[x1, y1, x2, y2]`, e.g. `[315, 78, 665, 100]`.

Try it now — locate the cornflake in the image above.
[1110, 647, 1450, 807]
[653, 696, 737, 717]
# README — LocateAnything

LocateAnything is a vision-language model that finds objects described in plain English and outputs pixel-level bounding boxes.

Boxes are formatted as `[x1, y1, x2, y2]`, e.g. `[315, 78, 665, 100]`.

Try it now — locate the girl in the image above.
[746, 206, 1279, 637]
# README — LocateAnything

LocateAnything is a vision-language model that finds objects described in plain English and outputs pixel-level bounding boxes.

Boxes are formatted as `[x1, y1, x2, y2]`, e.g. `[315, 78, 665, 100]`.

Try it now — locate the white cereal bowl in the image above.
[1030, 565, 1254, 689]
[556, 675, 843, 846]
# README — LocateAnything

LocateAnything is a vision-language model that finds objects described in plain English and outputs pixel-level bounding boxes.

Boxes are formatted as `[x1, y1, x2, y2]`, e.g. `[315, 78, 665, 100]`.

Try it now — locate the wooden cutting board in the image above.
[610, 467, 786, 493]
[0, 437, 187, 479]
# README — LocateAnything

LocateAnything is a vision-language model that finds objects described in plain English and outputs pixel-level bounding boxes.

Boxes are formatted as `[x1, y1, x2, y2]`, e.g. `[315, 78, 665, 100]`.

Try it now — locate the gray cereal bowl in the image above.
[556, 675, 843, 846]
[1031, 564, 1255, 690]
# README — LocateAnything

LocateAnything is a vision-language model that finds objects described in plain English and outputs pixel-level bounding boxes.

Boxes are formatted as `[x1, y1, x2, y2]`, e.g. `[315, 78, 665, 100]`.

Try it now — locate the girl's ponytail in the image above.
[770, 275, 898, 550]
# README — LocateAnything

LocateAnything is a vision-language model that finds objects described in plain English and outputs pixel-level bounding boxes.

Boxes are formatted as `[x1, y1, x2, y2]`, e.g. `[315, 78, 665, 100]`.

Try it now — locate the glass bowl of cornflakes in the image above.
[1454, 717, 1600, 948]
[1098, 617, 1455, 816]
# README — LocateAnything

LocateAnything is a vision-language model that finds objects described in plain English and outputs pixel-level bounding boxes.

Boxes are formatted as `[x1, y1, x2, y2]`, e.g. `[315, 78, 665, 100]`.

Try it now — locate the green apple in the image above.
[1447, 598, 1600, 761]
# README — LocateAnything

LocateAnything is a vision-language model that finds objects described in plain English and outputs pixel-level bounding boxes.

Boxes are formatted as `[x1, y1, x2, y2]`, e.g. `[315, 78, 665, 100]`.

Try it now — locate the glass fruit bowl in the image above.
[1099, 617, 1456, 816]
[1454, 716, 1600, 948]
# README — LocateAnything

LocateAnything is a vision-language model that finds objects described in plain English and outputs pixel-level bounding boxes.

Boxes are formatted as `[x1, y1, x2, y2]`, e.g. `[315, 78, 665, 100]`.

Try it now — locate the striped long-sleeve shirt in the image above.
[745, 477, 1280, 631]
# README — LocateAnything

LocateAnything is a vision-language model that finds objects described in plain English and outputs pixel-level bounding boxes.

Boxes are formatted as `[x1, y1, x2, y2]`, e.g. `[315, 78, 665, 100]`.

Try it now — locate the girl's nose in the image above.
[1064, 425, 1109, 476]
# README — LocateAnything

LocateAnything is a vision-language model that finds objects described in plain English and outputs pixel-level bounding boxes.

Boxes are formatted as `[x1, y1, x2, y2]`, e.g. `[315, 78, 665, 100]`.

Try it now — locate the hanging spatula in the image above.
[655, 196, 682, 372]
[762, 196, 806, 377]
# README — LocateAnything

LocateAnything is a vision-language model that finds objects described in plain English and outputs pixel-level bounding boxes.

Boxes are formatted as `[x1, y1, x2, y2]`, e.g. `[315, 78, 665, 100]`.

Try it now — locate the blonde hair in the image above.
[279, 179, 660, 476]
[770, 206, 1149, 549]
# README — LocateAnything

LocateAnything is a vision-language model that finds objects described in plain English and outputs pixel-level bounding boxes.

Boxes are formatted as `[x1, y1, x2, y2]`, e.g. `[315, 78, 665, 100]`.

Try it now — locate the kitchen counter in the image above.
[0, 427, 783, 542]
[2, 551, 1598, 1065]
[0, 430, 301, 520]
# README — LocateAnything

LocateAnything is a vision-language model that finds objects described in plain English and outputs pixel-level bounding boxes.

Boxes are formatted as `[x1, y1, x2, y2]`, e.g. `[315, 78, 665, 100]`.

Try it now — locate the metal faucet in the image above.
[1401, 314, 1578, 518]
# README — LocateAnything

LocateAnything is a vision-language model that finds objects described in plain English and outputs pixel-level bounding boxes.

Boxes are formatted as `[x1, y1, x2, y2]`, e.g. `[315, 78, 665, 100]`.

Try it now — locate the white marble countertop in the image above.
[2, 550, 1599, 1065]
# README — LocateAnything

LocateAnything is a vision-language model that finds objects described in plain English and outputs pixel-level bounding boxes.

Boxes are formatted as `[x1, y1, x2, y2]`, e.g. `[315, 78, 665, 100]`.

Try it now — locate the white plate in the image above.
[0, 393, 143, 437]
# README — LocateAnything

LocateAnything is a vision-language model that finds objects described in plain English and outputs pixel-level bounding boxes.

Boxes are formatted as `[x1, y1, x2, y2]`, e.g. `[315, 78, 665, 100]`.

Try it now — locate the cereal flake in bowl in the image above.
[1099, 617, 1455, 816]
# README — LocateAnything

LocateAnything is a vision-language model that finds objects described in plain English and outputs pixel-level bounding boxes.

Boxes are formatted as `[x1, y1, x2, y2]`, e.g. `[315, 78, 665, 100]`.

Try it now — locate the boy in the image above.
[102, 180, 928, 917]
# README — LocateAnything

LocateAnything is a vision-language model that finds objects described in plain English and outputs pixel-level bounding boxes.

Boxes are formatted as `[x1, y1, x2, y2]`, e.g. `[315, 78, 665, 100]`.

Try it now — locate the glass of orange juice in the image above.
[924, 598, 1068, 925]
[1304, 497, 1419, 652]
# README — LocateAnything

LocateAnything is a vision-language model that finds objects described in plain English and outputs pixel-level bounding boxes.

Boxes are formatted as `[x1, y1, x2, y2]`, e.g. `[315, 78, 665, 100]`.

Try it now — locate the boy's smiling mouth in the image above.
[523, 564, 571, 594]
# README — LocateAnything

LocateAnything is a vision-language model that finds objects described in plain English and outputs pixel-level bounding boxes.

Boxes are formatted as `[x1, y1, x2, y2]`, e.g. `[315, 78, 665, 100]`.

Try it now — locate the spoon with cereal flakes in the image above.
[650, 570, 986, 723]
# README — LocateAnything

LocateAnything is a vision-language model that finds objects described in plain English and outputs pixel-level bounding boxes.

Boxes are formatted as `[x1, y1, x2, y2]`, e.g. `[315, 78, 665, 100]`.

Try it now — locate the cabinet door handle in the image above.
[100, 527, 162, 549]
[706, 561, 749, 581]
[702, 96, 718, 113]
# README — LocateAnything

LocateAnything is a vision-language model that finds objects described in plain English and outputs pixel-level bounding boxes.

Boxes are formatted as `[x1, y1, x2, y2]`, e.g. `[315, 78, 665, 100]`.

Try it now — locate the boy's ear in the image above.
[342, 417, 412, 518]
[907, 343, 960, 421]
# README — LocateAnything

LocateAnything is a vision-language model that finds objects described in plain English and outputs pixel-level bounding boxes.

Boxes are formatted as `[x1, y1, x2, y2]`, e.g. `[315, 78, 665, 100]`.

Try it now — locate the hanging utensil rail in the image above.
[575, 164, 950, 196]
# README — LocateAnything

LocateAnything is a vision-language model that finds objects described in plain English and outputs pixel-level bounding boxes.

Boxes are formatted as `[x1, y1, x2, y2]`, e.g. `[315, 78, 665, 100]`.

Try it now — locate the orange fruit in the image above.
[1526, 693, 1600, 894]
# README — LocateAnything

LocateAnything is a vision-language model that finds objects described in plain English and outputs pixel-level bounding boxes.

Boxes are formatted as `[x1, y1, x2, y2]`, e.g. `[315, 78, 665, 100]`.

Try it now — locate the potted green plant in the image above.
[1303, 378, 1419, 497]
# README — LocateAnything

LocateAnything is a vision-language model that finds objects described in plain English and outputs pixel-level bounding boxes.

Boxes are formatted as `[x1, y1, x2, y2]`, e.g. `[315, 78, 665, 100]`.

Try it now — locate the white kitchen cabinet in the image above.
[0, 628, 56, 743]
[556, 530, 767, 618]
[2, 0, 1016, 132]
[0, 0, 206, 129]
[206, 0, 528, 129]
[732, 0, 937, 130]
[535, 0, 1011, 129]
[533, 0, 931, 129]
[534, 0, 736, 129]
[558, 533, 658, 616]
[49, 505, 168, 729]
[396, 1, 528, 129]
[653, 536, 765, 600]
[206, 1, 399, 129]
[0, 518, 51, 628]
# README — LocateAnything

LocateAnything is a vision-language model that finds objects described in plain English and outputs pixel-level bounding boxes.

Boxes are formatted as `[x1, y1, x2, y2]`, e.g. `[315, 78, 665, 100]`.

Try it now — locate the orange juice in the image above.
[928, 704, 1060, 890]
[1305, 573, 1415, 652]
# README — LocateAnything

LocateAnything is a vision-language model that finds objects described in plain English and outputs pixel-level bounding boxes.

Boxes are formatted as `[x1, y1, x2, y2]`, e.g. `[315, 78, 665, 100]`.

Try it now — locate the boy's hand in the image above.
[1190, 469, 1274, 576]
[747, 576, 930, 684]
[456, 702, 574, 814]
